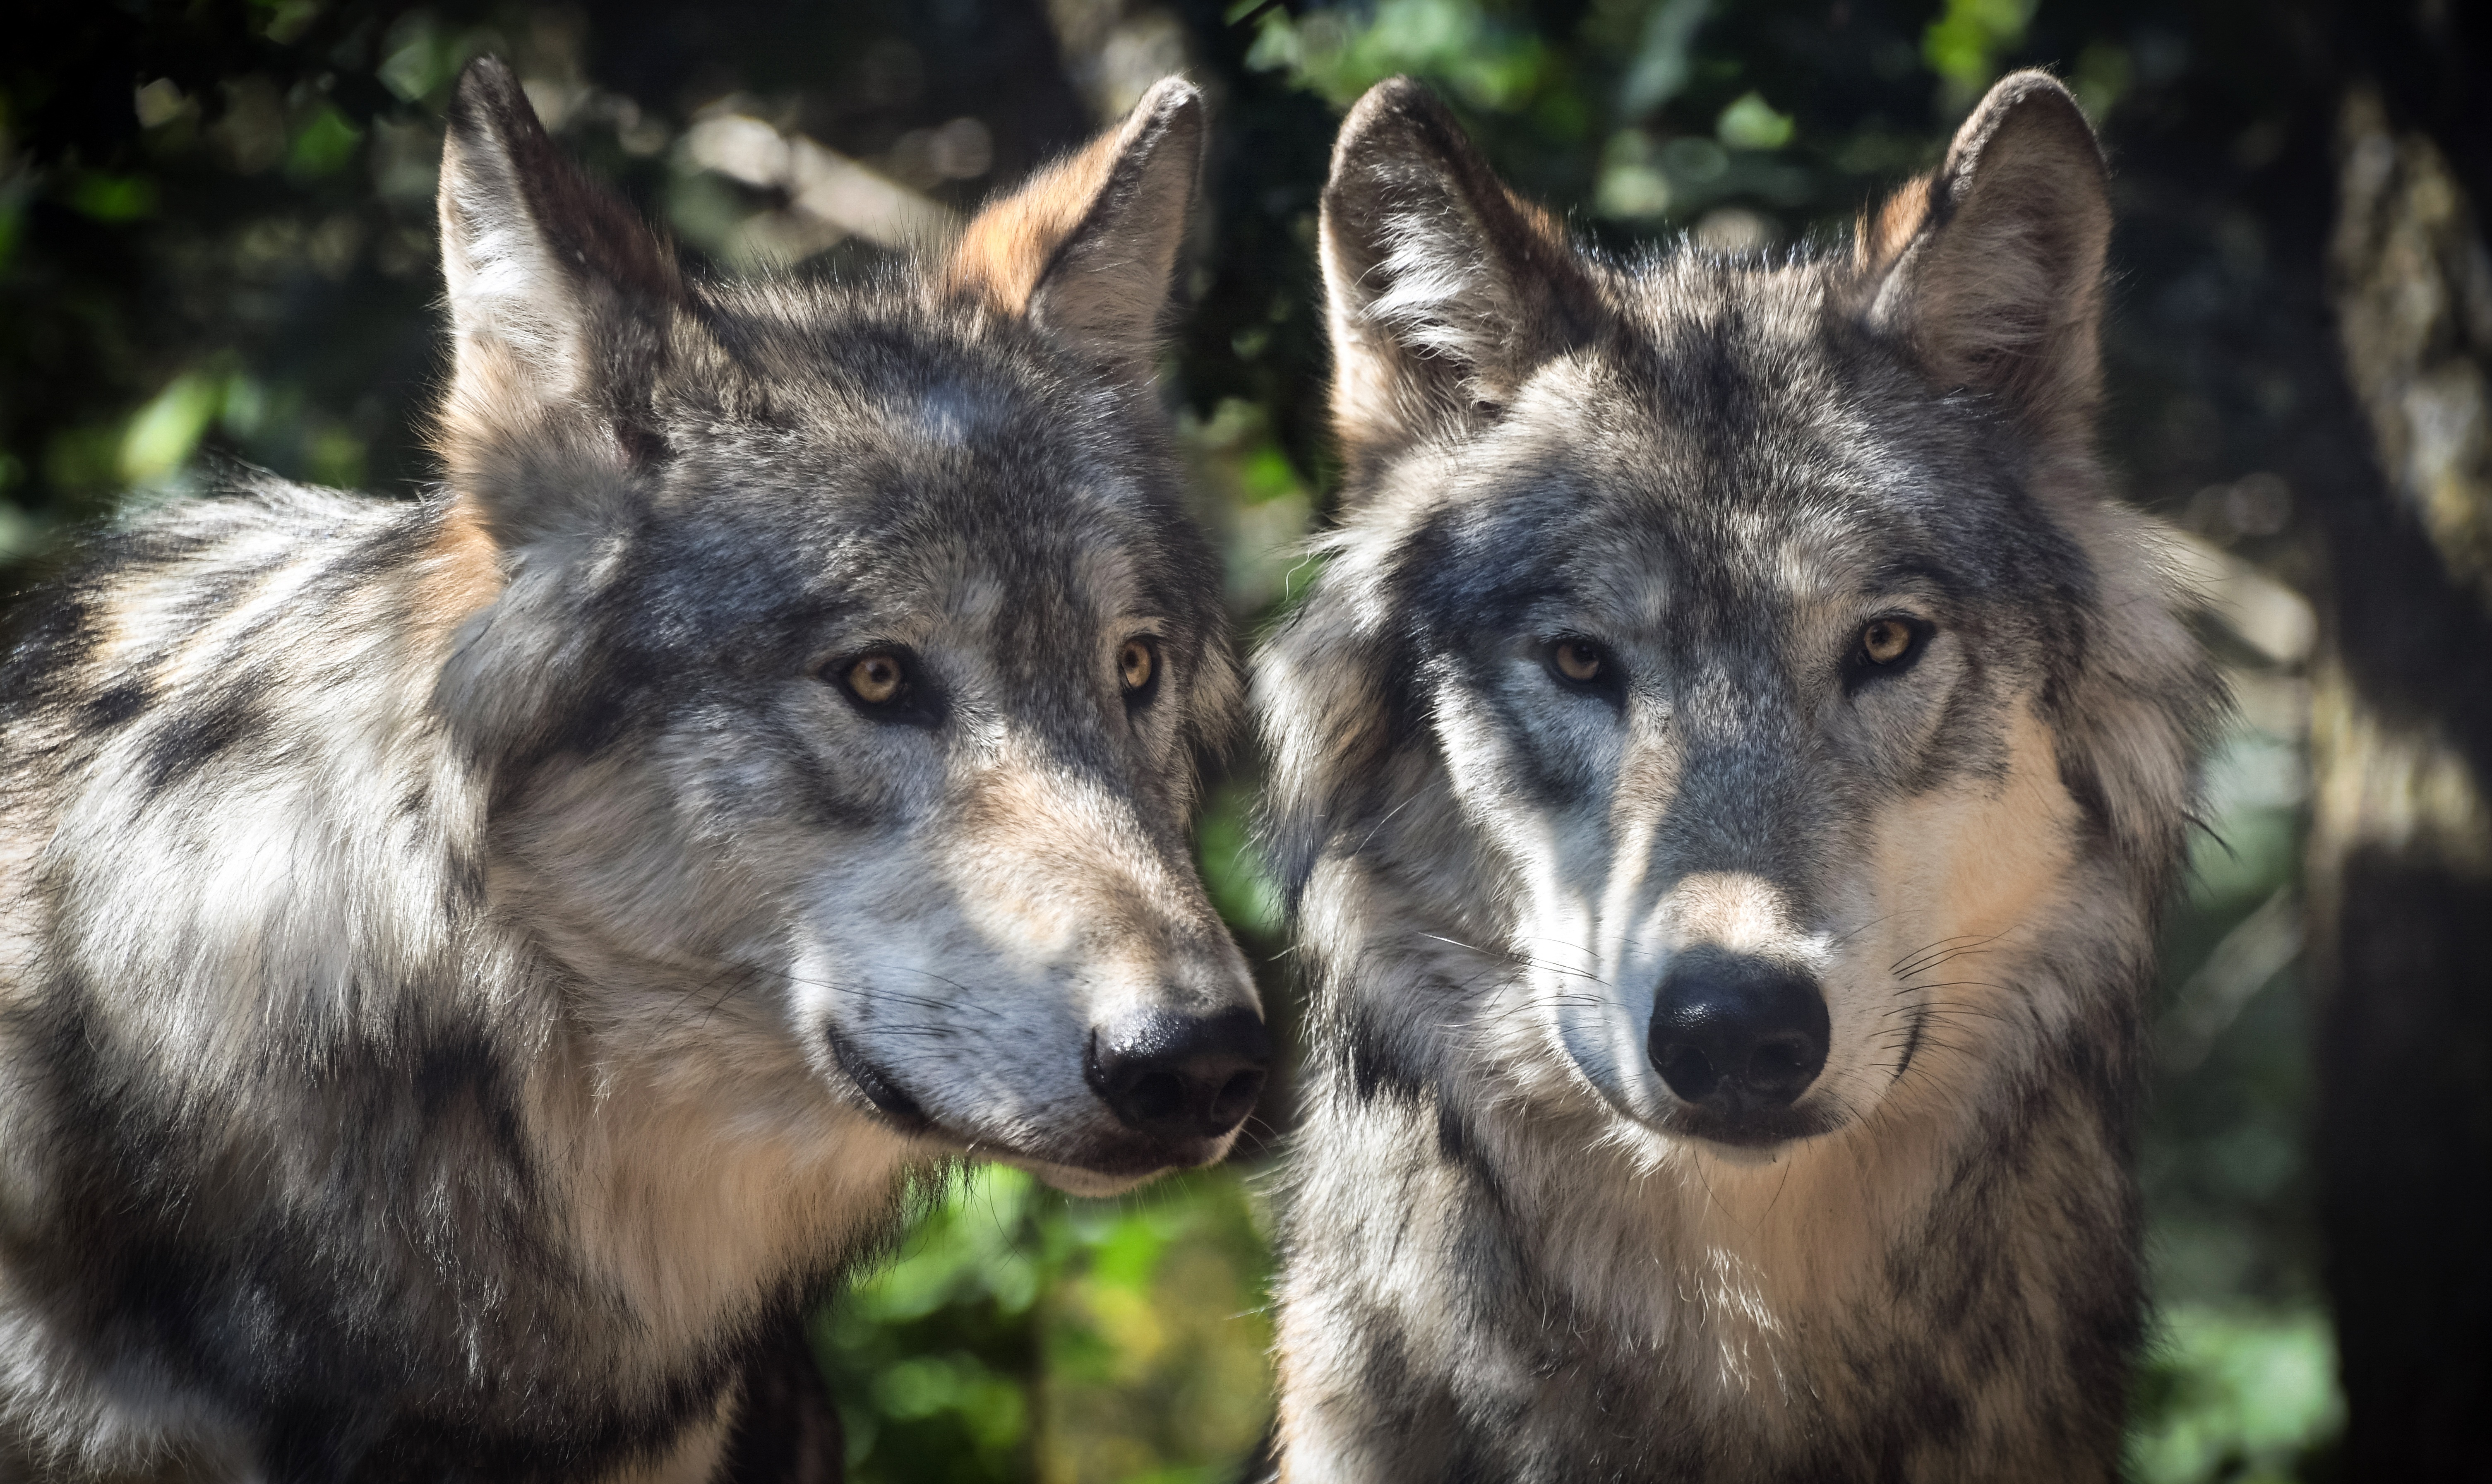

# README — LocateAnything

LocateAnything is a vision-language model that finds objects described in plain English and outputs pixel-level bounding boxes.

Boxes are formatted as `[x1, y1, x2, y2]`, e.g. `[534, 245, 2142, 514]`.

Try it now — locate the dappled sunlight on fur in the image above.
[0, 57, 1252, 1484]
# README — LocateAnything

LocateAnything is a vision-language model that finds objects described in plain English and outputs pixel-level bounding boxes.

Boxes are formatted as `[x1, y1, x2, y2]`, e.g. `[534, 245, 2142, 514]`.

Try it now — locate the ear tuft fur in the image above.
[1857, 70, 2110, 439]
[943, 77, 1205, 379]
[1319, 77, 1605, 480]
[436, 56, 687, 546]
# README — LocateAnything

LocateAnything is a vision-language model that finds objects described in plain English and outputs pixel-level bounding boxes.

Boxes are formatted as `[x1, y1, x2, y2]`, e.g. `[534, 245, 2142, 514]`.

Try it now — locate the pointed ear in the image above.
[943, 76, 1203, 379]
[1319, 78, 1606, 477]
[1856, 70, 2111, 442]
[436, 55, 688, 545]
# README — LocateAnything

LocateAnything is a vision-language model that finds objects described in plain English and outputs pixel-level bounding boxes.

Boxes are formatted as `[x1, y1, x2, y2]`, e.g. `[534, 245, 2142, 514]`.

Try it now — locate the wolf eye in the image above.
[1849, 616, 1931, 682]
[1546, 637, 1617, 696]
[845, 651, 907, 706]
[828, 646, 942, 727]
[1555, 640, 1604, 682]
[1119, 638, 1157, 695]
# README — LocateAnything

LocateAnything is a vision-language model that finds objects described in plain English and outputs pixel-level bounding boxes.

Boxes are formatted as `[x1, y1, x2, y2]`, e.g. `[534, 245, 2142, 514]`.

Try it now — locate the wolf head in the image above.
[1264, 74, 2214, 1155]
[430, 59, 1260, 1192]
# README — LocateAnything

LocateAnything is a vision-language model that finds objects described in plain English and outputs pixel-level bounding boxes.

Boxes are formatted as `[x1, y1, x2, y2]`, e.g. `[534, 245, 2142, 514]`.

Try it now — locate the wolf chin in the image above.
[1261, 72, 2222, 1481]
[0, 59, 1268, 1484]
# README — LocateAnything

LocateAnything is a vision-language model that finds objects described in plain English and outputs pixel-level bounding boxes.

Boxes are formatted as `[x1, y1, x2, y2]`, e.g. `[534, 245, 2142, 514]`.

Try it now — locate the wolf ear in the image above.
[1856, 71, 2110, 441]
[436, 56, 687, 545]
[1320, 77, 1605, 478]
[943, 77, 1204, 379]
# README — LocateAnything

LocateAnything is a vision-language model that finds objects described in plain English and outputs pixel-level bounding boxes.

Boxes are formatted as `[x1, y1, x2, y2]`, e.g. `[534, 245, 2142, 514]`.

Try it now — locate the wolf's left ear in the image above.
[437, 56, 688, 545]
[1857, 70, 2110, 441]
[943, 77, 1204, 379]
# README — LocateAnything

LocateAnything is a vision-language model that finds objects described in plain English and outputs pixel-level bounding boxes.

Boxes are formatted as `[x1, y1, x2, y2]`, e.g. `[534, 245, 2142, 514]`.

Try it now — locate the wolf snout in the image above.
[1648, 953, 1830, 1121]
[1085, 1006, 1272, 1143]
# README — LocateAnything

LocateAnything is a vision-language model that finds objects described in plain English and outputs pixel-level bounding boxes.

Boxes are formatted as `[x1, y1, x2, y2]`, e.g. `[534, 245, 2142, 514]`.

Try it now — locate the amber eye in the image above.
[1554, 639, 1604, 683]
[848, 652, 906, 705]
[1860, 618, 1916, 666]
[1119, 638, 1156, 694]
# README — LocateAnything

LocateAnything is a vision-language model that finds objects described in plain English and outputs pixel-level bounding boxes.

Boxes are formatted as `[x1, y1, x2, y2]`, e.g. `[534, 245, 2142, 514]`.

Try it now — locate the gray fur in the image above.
[1261, 73, 2221, 1482]
[0, 59, 1254, 1484]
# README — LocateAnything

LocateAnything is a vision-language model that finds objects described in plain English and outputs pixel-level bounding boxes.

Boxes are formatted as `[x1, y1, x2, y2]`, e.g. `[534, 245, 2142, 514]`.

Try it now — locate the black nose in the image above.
[1086, 1006, 1272, 1143]
[1648, 953, 1829, 1114]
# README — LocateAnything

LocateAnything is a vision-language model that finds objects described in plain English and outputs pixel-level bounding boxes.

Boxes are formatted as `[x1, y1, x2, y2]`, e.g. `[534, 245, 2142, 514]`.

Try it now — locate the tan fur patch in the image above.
[943, 125, 1127, 317]
[431, 336, 574, 495]
[1854, 173, 1933, 276]
[1660, 872, 1796, 956]
[1870, 704, 2081, 963]
[939, 77, 1200, 372]
[950, 750, 1182, 961]
[408, 496, 505, 647]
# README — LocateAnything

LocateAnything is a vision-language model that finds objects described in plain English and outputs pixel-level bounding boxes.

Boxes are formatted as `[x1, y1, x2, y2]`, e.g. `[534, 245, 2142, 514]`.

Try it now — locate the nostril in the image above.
[1751, 1037, 1804, 1076]
[1656, 1045, 1719, 1102]
[1209, 1069, 1266, 1127]
[1121, 1070, 1187, 1124]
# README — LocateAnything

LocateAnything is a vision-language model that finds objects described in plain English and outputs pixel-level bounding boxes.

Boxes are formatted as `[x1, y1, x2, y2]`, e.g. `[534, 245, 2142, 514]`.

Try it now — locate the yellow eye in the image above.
[1554, 640, 1604, 683]
[848, 652, 905, 704]
[1861, 618, 1916, 666]
[1119, 638, 1155, 693]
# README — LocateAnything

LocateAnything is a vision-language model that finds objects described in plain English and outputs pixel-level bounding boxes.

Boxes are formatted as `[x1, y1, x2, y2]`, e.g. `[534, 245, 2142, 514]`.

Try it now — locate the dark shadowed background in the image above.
[5, 2, 2487, 1479]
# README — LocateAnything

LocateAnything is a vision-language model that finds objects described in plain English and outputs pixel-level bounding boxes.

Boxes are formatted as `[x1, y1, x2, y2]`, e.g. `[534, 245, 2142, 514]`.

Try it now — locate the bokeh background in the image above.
[5, 2, 2487, 1480]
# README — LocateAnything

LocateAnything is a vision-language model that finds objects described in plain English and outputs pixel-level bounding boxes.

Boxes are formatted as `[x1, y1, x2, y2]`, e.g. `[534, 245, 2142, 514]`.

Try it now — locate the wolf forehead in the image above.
[580, 293, 1220, 635]
[1379, 259, 2100, 640]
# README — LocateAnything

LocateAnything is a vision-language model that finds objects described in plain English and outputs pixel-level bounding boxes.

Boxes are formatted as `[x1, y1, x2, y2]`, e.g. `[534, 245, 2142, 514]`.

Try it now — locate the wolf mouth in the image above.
[824, 1024, 933, 1132]
[822, 1024, 1199, 1178]
[1652, 1100, 1844, 1151]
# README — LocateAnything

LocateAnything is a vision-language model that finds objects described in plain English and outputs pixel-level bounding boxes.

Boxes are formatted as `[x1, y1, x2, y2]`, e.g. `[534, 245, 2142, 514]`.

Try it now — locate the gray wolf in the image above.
[1259, 71, 2221, 1481]
[0, 57, 1265, 1484]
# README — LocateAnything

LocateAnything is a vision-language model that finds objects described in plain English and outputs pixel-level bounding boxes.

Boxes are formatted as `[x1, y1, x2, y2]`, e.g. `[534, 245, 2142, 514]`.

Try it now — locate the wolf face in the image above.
[1267, 73, 2200, 1158]
[433, 64, 1263, 1191]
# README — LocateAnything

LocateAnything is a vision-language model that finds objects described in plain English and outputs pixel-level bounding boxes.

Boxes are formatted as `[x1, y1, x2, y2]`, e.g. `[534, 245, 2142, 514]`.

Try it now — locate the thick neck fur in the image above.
[0, 488, 914, 1479]
[1277, 814, 2150, 1480]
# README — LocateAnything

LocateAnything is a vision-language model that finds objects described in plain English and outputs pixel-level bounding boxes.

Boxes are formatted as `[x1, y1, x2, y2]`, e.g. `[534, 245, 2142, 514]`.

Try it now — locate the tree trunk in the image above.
[2309, 81, 2492, 1477]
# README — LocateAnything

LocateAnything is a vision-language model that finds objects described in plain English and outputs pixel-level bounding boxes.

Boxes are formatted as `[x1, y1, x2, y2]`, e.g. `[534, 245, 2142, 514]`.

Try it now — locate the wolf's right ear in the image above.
[943, 77, 1204, 381]
[437, 56, 688, 545]
[1320, 78, 1605, 479]
[1855, 71, 2110, 442]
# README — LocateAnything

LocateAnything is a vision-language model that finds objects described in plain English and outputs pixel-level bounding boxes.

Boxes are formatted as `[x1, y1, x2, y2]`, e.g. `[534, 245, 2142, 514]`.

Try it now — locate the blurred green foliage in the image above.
[817, 1165, 1276, 1482]
[0, 1, 2353, 1479]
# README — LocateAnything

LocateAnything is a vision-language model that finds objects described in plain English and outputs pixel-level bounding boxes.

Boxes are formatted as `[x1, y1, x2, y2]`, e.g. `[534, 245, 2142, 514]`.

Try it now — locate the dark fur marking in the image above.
[718, 1314, 844, 1484]
[82, 680, 149, 730]
[141, 684, 264, 794]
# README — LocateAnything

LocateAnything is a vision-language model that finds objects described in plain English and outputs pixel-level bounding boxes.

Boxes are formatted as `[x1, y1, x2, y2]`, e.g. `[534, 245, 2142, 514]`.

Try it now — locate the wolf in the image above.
[0, 57, 1268, 1484]
[1258, 71, 2222, 1481]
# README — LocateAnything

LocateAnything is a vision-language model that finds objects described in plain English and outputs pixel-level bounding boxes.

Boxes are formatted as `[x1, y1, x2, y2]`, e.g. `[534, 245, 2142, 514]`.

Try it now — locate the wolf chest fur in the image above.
[0, 58, 1267, 1484]
[1260, 72, 2221, 1481]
